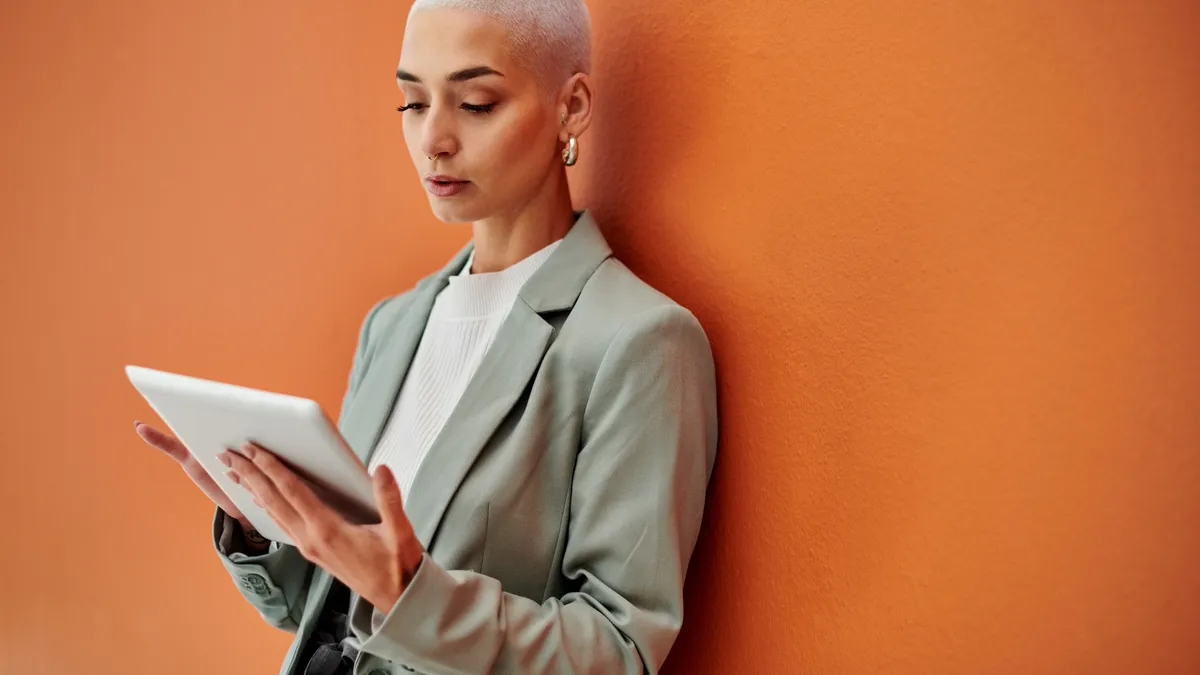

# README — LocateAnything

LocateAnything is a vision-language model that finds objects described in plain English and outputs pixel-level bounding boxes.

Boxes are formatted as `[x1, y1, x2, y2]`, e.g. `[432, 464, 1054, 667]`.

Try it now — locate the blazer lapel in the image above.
[340, 246, 473, 461]
[403, 210, 614, 547]
[403, 302, 552, 546]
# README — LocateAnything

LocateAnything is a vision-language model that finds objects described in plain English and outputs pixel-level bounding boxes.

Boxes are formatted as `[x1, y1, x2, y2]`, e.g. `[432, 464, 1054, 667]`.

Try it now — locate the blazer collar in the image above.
[417, 209, 612, 314]
[518, 209, 612, 313]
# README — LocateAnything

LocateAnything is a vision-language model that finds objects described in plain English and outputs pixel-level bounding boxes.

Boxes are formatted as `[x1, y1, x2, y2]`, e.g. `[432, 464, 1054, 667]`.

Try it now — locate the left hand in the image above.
[218, 443, 424, 611]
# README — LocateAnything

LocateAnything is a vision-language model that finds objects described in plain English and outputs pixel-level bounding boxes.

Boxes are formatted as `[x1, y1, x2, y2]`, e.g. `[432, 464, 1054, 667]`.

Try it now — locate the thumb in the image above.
[372, 465, 408, 533]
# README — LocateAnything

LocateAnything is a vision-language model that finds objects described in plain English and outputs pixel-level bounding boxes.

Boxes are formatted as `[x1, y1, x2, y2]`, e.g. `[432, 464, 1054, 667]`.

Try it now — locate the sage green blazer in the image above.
[212, 210, 719, 675]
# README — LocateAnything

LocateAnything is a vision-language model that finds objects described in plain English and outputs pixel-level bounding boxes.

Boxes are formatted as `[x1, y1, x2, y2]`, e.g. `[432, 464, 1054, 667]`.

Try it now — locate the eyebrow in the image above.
[396, 66, 504, 84]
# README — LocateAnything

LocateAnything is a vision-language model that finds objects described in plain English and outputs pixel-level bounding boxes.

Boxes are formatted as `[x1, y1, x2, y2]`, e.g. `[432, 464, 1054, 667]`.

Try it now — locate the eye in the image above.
[461, 102, 497, 114]
[396, 103, 427, 113]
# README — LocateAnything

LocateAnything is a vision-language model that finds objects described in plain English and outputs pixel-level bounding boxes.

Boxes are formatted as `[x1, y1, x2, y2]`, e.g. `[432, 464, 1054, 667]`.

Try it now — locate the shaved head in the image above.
[409, 0, 592, 90]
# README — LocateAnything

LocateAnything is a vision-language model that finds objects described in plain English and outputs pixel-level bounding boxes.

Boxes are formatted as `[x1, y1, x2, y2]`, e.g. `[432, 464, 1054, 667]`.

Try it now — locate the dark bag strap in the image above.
[303, 643, 353, 675]
[299, 579, 355, 675]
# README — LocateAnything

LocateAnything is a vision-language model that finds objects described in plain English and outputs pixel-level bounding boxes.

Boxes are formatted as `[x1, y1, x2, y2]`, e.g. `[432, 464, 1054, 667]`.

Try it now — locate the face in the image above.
[397, 9, 563, 223]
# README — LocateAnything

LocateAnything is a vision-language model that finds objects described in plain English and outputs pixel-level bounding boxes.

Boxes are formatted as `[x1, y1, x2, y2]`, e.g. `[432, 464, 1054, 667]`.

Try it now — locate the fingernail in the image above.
[226, 470, 241, 485]
[217, 452, 231, 467]
[133, 421, 141, 430]
[242, 444, 257, 459]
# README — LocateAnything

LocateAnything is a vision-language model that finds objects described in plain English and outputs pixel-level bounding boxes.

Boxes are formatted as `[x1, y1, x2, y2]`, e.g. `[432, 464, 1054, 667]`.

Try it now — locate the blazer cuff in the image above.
[358, 552, 465, 670]
[211, 508, 301, 617]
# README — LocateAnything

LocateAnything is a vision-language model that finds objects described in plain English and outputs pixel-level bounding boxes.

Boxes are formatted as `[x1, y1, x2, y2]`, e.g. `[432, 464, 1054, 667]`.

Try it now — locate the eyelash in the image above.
[396, 103, 497, 115]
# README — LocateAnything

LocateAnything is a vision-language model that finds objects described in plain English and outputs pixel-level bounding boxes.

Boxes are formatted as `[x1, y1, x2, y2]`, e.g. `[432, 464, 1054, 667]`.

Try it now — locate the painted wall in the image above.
[2, 1, 1197, 673]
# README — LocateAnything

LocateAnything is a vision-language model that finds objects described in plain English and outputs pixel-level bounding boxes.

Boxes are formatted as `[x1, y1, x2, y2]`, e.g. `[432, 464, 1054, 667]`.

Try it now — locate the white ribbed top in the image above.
[366, 238, 563, 504]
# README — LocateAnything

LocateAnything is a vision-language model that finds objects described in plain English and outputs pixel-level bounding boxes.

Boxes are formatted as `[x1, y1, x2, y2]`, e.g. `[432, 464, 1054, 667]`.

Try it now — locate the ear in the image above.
[556, 72, 594, 142]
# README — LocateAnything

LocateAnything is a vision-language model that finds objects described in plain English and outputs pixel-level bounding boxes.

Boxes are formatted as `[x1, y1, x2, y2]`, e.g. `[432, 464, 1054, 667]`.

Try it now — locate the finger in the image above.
[224, 450, 304, 533]
[245, 444, 340, 527]
[133, 422, 189, 463]
[228, 472, 264, 509]
[372, 466, 411, 537]
[225, 469, 261, 510]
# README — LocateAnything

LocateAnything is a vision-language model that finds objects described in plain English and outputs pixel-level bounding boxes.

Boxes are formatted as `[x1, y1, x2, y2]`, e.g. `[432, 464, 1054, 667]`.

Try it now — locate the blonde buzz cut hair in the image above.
[409, 0, 592, 89]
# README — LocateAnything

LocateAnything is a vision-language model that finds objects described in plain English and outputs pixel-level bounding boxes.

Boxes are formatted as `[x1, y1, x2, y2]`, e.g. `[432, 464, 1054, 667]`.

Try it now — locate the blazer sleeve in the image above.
[357, 304, 719, 674]
[211, 296, 391, 632]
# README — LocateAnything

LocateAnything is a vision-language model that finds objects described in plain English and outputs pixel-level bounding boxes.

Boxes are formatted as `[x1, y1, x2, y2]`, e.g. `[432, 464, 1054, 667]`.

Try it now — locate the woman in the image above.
[133, 0, 718, 673]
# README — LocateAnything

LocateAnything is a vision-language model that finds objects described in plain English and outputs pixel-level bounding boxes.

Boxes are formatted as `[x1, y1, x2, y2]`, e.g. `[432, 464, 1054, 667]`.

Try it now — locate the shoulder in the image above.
[352, 273, 434, 357]
[572, 257, 713, 365]
[359, 240, 471, 343]
[356, 291, 405, 346]
[571, 259, 718, 443]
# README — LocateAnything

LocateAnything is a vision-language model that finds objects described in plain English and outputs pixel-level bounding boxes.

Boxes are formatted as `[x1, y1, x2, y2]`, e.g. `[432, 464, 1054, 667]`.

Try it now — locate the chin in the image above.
[427, 196, 488, 224]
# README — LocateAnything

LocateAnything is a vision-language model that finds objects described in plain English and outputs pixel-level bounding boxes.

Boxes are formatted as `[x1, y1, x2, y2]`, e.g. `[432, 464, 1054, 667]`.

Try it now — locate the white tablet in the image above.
[126, 364, 377, 546]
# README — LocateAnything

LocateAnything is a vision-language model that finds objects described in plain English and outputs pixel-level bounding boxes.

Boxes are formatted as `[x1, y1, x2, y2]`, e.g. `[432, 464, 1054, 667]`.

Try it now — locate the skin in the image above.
[398, 7, 594, 272]
[133, 7, 595, 612]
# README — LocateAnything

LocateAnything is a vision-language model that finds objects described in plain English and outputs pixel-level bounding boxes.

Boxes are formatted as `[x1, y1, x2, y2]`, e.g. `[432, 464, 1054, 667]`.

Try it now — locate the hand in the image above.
[219, 443, 424, 611]
[132, 421, 270, 550]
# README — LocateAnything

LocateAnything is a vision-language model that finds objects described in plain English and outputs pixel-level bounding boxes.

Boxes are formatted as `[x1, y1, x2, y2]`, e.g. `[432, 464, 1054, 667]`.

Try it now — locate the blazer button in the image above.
[239, 574, 270, 598]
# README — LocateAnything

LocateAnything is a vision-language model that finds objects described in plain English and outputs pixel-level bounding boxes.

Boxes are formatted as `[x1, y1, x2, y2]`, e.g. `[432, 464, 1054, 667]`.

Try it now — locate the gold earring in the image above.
[562, 136, 578, 166]
[560, 112, 567, 126]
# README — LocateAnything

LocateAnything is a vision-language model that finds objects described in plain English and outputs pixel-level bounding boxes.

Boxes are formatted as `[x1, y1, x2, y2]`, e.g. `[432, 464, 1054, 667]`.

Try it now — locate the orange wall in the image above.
[2, 1, 1198, 673]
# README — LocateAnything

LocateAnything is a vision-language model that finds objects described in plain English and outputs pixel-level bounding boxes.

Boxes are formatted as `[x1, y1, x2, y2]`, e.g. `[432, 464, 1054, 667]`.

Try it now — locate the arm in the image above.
[211, 296, 390, 631]
[358, 304, 719, 674]
[211, 509, 316, 632]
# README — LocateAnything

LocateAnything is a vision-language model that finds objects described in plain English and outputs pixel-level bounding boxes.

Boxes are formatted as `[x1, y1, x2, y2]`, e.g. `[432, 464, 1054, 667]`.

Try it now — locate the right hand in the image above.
[133, 420, 250, 524]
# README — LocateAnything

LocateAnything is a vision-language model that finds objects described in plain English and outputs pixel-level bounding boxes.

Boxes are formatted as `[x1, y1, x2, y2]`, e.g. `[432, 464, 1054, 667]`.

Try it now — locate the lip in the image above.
[424, 174, 471, 197]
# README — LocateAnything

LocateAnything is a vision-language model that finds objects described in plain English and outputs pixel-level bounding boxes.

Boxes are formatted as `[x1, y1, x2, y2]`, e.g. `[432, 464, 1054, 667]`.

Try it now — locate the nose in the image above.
[418, 104, 459, 161]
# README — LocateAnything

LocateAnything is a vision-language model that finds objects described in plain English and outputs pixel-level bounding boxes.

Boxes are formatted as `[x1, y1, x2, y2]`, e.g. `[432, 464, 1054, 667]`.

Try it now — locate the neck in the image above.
[469, 167, 574, 274]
